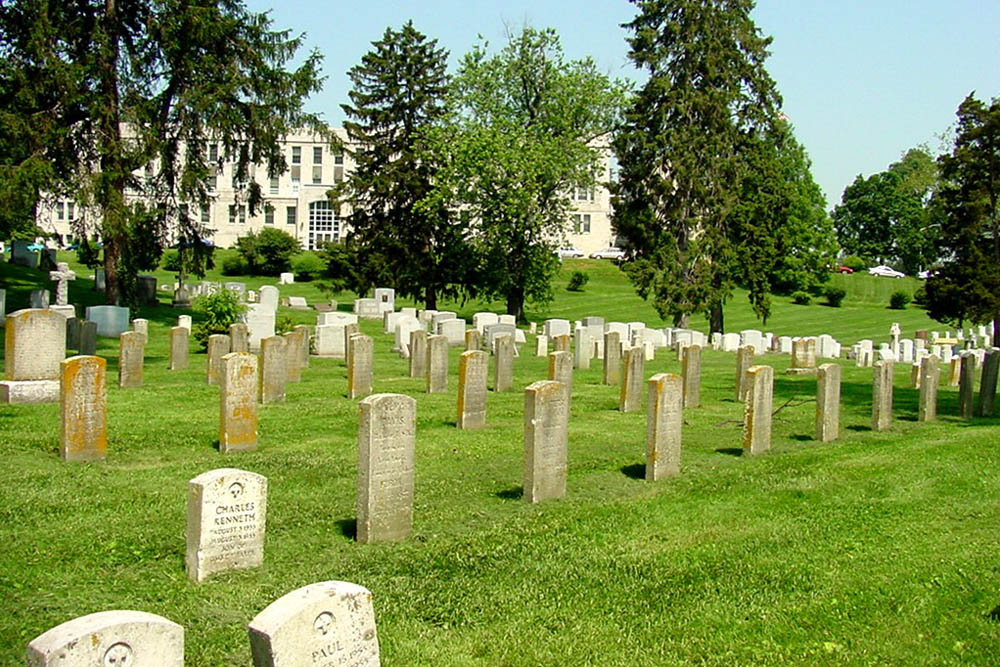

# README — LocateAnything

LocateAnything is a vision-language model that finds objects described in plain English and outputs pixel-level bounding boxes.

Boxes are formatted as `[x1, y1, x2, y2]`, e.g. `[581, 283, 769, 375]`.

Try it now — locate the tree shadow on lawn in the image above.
[335, 518, 357, 539]
[715, 447, 743, 457]
[620, 463, 644, 480]
[495, 486, 523, 500]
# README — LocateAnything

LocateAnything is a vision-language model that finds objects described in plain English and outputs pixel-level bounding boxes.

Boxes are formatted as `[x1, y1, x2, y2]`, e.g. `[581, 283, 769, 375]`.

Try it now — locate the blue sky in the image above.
[245, 0, 1000, 209]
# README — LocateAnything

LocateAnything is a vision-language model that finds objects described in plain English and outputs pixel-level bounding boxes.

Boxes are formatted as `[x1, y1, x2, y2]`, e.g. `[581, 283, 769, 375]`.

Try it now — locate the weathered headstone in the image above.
[493, 334, 514, 392]
[259, 335, 287, 405]
[918, 355, 940, 422]
[131, 317, 148, 344]
[439, 318, 466, 346]
[357, 393, 416, 543]
[247, 581, 380, 667]
[976, 348, 1000, 417]
[167, 326, 189, 371]
[1, 308, 64, 404]
[457, 350, 488, 429]
[293, 324, 310, 369]
[787, 337, 817, 374]
[65, 316, 81, 351]
[60, 355, 107, 462]
[574, 329, 592, 370]
[742, 365, 773, 455]
[409, 329, 428, 378]
[603, 330, 621, 385]
[959, 351, 977, 419]
[535, 334, 548, 357]
[523, 380, 569, 503]
[186, 468, 267, 583]
[117, 330, 144, 389]
[465, 328, 482, 352]
[619, 346, 645, 413]
[206, 334, 231, 385]
[78, 320, 97, 356]
[178, 314, 192, 332]
[48, 262, 76, 306]
[230, 322, 249, 354]
[85, 305, 130, 337]
[548, 350, 574, 403]
[872, 360, 894, 432]
[258, 285, 280, 313]
[27, 610, 184, 666]
[426, 334, 449, 394]
[552, 333, 571, 353]
[246, 303, 276, 352]
[735, 344, 755, 401]
[347, 334, 374, 399]
[681, 344, 701, 408]
[288, 296, 309, 310]
[815, 363, 841, 442]
[137, 275, 159, 305]
[646, 373, 682, 480]
[219, 353, 258, 453]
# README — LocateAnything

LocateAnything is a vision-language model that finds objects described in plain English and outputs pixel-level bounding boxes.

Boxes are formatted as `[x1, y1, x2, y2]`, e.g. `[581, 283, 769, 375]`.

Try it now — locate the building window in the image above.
[286, 205, 297, 227]
[312, 166, 322, 184]
[308, 200, 338, 250]
[313, 146, 323, 164]
[67, 202, 75, 220]
[265, 206, 274, 225]
[291, 166, 300, 193]
[229, 204, 246, 225]
[208, 142, 219, 163]
[334, 153, 343, 165]
[57, 202, 65, 221]
[208, 174, 217, 192]
[571, 213, 591, 233]
[269, 176, 279, 194]
[291, 146, 301, 165]
[574, 186, 595, 202]
[201, 206, 210, 225]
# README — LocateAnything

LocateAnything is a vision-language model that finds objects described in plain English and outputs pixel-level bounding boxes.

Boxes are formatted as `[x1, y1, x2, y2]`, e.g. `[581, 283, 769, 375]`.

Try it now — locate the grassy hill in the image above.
[0, 254, 997, 664]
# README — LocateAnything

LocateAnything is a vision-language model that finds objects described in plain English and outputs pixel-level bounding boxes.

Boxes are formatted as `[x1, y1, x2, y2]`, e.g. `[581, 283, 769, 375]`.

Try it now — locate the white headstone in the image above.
[27, 610, 184, 666]
[258, 285, 280, 313]
[279, 272, 295, 284]
[85, 305, 130, 337]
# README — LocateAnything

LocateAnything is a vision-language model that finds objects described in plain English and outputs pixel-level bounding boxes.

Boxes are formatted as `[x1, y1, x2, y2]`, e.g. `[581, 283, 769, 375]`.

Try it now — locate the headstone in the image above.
[30, 289, 50, 309]
[948, 356, 961, 386]
[373, 287, 395, 313]
[48, 262, 76, 305]
[59, 355, 107, 461]
[740, 329, 764, 355]
[118, 330, 144, 389]
[602, 330, 621, 386]
[532, 334, 547, 357]
[168, 326, 189, 371]
[548, 350, 574, 402]
[976, 349, 1000, 417]
[259, 336, 287, 405]
[552, 333, 570, 353]
[206, 334, 231, 385]
[909, 360, 922, 389]
[544, 318, 571, 338]
[258, 285, 280, 313]
[742, 365, 773, 455]
[959, 351, 977, 419]
[523, 380, 569, 503]
[78, 320, 97, 356]
[354, 298, 381, 319]
[735, 345, 755, 402]
[681, 344, 701, 408]
[787, 338, 817, 374]
[646, 373, 682, 481]
[130, 318, 148, 344]
[465, 328, 482, 352]
[582, 316, 605, 328]
[11, 239, 38, 268]
[493, 334, 514, 392]
[137, 274, 158, 305]
[357, 393, 416, 543]
[872, 360, 894, 432]
[186, 468, 267, 583]
[431, 311, 457, 330]
[313, 324, 344, 358]
[619, 346, 645, 413]
[178, 314, 192, 332]
[247, 581, 379, 667]
[288, 296, 309, 310]
[439, 318, 466, 346]
[484, 322, 517, 350]
[278, 272, 294, 284]
[1, 308, 64, 404]
[246, 303, 276, 352]
[817, 334, 840, 359]
[26, 610, 184, 666]
[229, 322, 249, 354]
[220, 353, 258, 453]
[426, 334, 449, 394]
[457, 350, 488, 430]
[899, 339, 914, 363]
[94, 267, 106, 292]
[85, 305, 130, 337]
[473, 312, 500, 333]
[394, 316, 421, 356]
[574, 329, 592, 370]
[293, 324, 310, 369]
[409, 329, 428, 378]
[918, 355, 940, 422]
[815, 363, 841, 442]
[282, 331, 302, 383]
[172, 283, 192, 309]
[65, 317, 81, 350]
[347, 334, 374, 399]
[720, 332, 740, 352]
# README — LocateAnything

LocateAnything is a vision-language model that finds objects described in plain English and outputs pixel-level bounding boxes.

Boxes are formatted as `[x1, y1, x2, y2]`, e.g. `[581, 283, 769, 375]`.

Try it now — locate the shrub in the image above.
[824, 286, 846, 307]
[889, 290, 911, 310]
[191, 288, 246, 349]
[221, 254, 249, 276]
[913, 285, 927, 306]
[161, 249, 181, 272]
[76, 236, 102, 269]
[275, 315, 295, 336]
[567, 270, 590, 292]
[792, 291, 811, 305]
[291, 252, 325, 282]
[842, 255, 867, 272]
[236, 227, 301, 276]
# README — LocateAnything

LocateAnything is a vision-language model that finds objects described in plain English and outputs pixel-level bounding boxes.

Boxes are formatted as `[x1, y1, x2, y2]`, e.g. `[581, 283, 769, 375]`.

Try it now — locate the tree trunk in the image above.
[709, 302, 724, 334]
[993, 317, 999, 348]
[98, 0, 125, 305]
[506, 285, 525, 324]
[673, 313, 690, 328]
[424, 285, 437, 311]
[103, 234, 123, 305]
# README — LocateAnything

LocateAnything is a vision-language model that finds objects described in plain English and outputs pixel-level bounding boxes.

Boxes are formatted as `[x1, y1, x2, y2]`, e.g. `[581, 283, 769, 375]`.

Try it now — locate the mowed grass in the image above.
[1, 256, 998, 664]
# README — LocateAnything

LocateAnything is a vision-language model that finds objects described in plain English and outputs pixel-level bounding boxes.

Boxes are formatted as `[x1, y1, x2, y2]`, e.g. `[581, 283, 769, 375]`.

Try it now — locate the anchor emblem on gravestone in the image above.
[104, 642, 134, 665]
[314, 611, 335, 635]
[228, 481, 244, 499]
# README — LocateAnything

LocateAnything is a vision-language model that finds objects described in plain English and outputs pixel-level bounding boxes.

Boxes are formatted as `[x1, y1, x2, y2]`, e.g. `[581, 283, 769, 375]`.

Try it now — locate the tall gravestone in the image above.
[247, 581, 380, 667]
[2, 308, 65, 404]
[426, 334, 448, 394]
[27, 610, 184, 666]
[523, 380, 569, 503]
[681, 344, 701, 408]
[603, 330, 621, 385]
[169, 326, 189, 370]
[815, 363, 841, 442]
[246, 303, 276, 352]
[78, 320, 97, 356]
[220, 353, 258, 453]
[976, 349, 1000, 417]
[742, 365, 773, 454]
[619, 347, 645, 413]
[186, 468, 267, 583]
[118, 330, 144, 389]
[259, 336, 287, 405]
[60, 355, 107, 462]
[357, 393, 416, 543]
[409, 329, 428, 378]
[872, 360, 894, 432]
[206, 334, 231, 385]
[457, 350, 488, 429]
[493, 334, 514, 392]
[574, 329, 592, 370]
[230, 322, 249, 354]
[959, 351, 977, 419]
[282, 331, 302, 383]
[535, 334, 548, 357]
[646, 373, 682, 481]
[735, 345, 755, 402]
[131, 317, 148, 344]
[294, 325, 310, 369]
[548, 350, 574, 401]
[918, 355, 940, 422]
[347, 334, 374, 399]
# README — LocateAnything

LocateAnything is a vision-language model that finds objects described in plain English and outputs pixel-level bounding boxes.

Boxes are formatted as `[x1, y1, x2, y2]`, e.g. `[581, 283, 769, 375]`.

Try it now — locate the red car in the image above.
[835, 266, 854, 274]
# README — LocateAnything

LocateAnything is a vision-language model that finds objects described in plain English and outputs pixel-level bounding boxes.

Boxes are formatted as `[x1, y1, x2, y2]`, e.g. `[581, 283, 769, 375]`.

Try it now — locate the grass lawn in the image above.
[1, 255, 997, 664]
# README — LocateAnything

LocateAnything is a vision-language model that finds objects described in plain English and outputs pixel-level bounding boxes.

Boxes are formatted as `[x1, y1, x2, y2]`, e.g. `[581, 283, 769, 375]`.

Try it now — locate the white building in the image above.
[37, 127, 616, 255]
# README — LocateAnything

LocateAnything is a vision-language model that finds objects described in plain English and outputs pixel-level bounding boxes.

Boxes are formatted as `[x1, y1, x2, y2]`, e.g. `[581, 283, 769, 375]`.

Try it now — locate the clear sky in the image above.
[244, 0, 1000, 210]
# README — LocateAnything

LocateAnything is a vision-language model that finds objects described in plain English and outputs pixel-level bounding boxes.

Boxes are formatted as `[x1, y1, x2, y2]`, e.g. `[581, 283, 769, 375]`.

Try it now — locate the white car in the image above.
[867, 265, 905, 278]
[556, 246, 585, 258]
[590, 247, 626, 260]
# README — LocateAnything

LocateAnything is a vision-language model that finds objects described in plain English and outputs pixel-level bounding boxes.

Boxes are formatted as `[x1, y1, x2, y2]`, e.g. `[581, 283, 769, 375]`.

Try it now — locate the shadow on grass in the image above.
[715, 447, 743, 457]
[620, 463, 645, 480]
[335, 518, 357, 539]
[987, 605, 1000, 623]
[847, 424, 871, 432]
[790, 434, 812, 441]
[496, 486, 523, 500]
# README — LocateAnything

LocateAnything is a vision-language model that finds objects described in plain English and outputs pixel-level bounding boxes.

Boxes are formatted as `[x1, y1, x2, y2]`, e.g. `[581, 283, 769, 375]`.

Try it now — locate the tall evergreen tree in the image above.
[0, 1, 325, 305]
[612, 0, 782, 331]
[333, 22, 465, 309]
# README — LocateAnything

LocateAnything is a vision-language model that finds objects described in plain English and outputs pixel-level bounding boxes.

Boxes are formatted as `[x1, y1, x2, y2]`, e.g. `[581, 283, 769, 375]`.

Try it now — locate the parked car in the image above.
[917, 269, 936, 280]
[835, 266, 854, 274]
[590, 247, 626, 260]
[867, 265, 905, 278]
[556, 246, 585, 258]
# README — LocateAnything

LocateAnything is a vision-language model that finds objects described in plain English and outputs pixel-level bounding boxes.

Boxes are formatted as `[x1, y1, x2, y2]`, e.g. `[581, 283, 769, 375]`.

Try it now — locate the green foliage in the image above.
[236, 228, 301, 276]
[824, 286, 847, 307]
[275, 315, 295, 335]
[221, 254, 249, 276]
[291, 252, 324, 282]
[792, 291, 812, 305]
[76, 236, 102, 270]
[842, 255, 867, 271]
[889, 290, 911, 310]
[160, 249, 181, 272]
[316, 242, 359, 295]
[913, 285, 927, 306]
[191, 288, 247, 348]
[567, 271, 590, 292]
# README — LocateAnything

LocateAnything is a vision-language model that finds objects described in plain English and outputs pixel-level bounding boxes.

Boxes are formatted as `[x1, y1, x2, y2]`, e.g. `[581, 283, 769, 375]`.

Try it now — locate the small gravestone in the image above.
[60, 355, 107, 462]
[30, 289, 50, 309]
[206, 334, 231, 385]
[603, 331, 621, 385]
[186, 468, 267, 583]
[65, 317, 81, 350]
[619, 346, 644, 413]
[248, 581, 380, 667]
[172, 283, 192, 309]
[918, 355, 940, 422]
[742, 365, 773, 454]
[259, 336, 287, 404]
[409, 329, 428, 378]
[357, 393, 416, 543]
[347, 334, 374, 399]
[78, 320, 97, 356]
[523, 380, 569, 503]
[735, 345, 755, 401]
[535, 334, 548, 357]
[815, 363, 841, 442]
[85, 305, 130, 337]
[681, 344, 701, 408]
[872, 360, 894, 432]
[279, 272, 294, 284]
[439, 318, 465, 346]
[178, 314, 192, 332]
[465, 328, 482, 352]
[493, 334, 514, 392]
[137, 275, 158, 305]
[457, 350, 488, 429]
[959, 352, 977, 419]
[131, 318, 148, 344]
[11, 239, 37, 268]
[118, 330, 144, 389]
[787, 338, 817, 374]
[552, 333, 570, 353]
[220, 353, 258, 453]
[288, 296, 309, 310]
[574, 329, 592, 370]
[230, 322, 249, 354]
[473, 312, 499, 332]
[26, 610, 184, 666]
[2, 308, 65, 404]
[426, 334, 449, 393]
[543, 318, 570, 338]
[48, 262, 76, 305]
[169, 326, 189, 370]
[647, 373, 682, 480]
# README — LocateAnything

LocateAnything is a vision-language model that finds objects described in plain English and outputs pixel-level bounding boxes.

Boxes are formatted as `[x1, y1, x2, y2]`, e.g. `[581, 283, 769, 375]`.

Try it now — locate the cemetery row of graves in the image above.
[2, 265, 998, 663]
